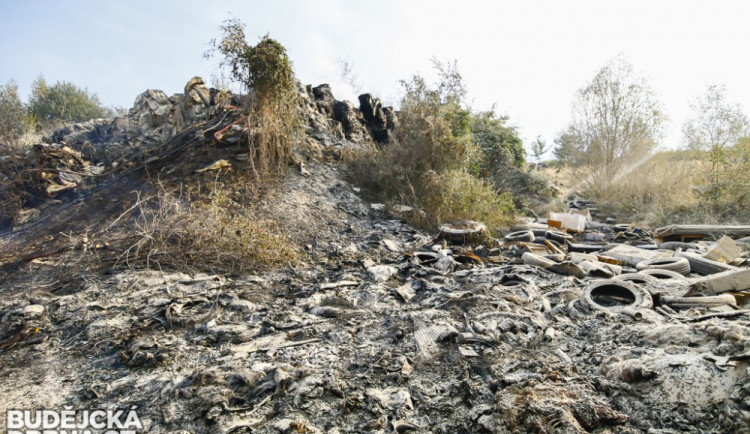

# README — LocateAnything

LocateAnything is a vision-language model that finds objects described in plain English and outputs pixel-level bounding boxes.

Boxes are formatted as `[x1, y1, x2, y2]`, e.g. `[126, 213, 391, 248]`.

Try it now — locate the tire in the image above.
[661, 294, 737, 309]
[505, 230, 535, 243]
[438, 221, 487, 244]
[613, 273, 658, 285]
[636, 257, 691, 276]
[545, 230, 572, 244]
[581, 280, 653, 312]
[639, 268, 687, 280]
[675, 251, 735, 275]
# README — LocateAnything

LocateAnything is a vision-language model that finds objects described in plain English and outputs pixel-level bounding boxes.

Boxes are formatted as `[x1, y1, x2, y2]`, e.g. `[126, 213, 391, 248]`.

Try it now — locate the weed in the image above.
[118, 185, 299, 274]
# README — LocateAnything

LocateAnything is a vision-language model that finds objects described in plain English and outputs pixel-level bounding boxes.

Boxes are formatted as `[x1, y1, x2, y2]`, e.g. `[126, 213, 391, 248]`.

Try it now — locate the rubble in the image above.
[1, 80, 749, 433]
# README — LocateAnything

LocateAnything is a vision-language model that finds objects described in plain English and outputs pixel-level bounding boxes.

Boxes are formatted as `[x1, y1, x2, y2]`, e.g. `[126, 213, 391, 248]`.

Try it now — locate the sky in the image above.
[1, 0, 749, 156]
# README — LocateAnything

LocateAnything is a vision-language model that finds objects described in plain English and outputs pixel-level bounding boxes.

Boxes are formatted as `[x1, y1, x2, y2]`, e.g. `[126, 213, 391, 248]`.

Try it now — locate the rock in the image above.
[367, 265, 397, 282]
[22, 304, 45, 316]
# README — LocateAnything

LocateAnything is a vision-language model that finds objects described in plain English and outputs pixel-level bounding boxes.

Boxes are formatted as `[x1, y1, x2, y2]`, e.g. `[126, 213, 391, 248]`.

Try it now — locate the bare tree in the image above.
[555, 56, 666, 178]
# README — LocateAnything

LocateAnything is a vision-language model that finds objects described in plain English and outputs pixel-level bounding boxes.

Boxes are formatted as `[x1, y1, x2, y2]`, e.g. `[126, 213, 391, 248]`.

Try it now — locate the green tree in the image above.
[27, 76, 109, 127]
[529, 136, 551, 164]
[555, 56, 666, 177]
[683, 84, 750, 214]
[471, 110, 524, 175]
[0, 80, 26, 151]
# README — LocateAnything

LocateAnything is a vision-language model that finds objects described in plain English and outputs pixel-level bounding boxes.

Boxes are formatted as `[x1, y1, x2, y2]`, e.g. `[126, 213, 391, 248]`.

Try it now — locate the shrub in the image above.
[27, 76, 110, 128]
[683, 84, 750, 216]
[350, 61, 518, 233]
[206, 20, 301, 177]
[581, 151, 699, 225]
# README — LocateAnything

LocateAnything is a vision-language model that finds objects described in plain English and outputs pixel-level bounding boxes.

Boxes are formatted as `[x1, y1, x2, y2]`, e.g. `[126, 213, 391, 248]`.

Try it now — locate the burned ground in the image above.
[0, 79, 748, 433]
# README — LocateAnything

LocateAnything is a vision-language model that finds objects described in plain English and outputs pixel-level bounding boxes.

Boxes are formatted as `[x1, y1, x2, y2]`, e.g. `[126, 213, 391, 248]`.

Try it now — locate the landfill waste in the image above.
[1, 79, 749, 433]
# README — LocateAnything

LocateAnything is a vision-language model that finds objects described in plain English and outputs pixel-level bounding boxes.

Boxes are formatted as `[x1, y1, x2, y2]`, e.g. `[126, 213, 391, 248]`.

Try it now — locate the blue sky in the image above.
[2, 0, 749, 154]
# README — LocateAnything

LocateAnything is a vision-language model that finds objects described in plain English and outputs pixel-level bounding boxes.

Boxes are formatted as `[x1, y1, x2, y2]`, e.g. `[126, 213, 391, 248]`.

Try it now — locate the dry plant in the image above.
[118, 186, 299, 273]
[206, 20, 301, 179]
[566, 151, 702, 225]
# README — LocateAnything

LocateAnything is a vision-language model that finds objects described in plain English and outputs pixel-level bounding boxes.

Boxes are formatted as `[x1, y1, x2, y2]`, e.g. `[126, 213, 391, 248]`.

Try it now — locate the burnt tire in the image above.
[635, 257, 691, 276]
[438, 221, 487, 244]
[613, 272, 658, 285]
[639, 268, 687, 280]
[581, 280, 653, 312]
[545, 229, 573, 243]
[661, 294, 737, 309]
[504, 230, 535, 243]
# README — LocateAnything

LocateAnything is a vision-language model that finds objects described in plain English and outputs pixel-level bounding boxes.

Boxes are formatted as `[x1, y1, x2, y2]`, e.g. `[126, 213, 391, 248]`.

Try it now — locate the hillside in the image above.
[0, 77, 749, 433]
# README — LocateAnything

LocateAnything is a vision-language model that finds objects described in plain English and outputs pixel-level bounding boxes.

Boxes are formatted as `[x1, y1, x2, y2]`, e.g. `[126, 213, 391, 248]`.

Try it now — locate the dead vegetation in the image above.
[552, 147, 750, 227]
[116, 181, 300, 274]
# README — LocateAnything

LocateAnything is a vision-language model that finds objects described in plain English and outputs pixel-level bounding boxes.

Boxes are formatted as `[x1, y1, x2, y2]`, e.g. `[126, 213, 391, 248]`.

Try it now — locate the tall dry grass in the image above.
[118, 186, 299, 273]
[551, 149, 750, 226]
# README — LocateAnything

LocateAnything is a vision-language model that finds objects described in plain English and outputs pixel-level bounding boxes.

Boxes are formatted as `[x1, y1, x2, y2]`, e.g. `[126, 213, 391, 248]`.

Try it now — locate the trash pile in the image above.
[1, 80, 749, 433]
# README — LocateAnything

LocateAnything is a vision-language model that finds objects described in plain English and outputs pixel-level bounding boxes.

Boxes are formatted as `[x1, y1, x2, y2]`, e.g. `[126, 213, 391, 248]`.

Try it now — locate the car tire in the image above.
[636, 257, 691, 276]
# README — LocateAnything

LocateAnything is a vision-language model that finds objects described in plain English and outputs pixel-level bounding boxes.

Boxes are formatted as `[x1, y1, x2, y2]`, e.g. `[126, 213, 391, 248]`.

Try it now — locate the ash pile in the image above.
[0, 78, 749, 433]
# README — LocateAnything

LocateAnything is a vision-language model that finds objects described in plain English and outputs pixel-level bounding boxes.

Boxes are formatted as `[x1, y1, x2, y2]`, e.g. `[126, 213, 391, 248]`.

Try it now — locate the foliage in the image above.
[530, 136, 551, 164]
[206, 19, 301, 176]
[350, 61, 518, 233]
[683, 84, 749, 151]
[554, 55, 666, 179]
[682, 85, 750, 215]
[27, 76, 109, 128]
[580, 150, 699, 226]
[471, 110, 525, 175]
[0, 80, 27, 152]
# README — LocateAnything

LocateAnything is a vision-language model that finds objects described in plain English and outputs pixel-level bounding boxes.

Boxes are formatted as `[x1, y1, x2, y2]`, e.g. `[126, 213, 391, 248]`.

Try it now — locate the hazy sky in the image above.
[2, 0, 749, 155]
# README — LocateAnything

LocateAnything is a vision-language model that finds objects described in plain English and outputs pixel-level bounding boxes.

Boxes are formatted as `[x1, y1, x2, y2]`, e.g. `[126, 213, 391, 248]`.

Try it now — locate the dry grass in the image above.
[118, 185, 300, 274]
[545, 150, 750, 226]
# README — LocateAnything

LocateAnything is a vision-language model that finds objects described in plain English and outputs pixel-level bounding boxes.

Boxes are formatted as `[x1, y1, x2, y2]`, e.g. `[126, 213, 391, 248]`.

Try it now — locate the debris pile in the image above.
[0, 80, 749, 433]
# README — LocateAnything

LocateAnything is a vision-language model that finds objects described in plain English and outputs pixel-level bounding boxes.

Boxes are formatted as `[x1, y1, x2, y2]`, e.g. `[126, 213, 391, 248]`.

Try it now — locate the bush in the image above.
[683, 84, 750, 216]
[0, 80, 27, 153]
[27, 76, 110, 128]
[206, 20, 301, 177]
[350, 61, 518, 233]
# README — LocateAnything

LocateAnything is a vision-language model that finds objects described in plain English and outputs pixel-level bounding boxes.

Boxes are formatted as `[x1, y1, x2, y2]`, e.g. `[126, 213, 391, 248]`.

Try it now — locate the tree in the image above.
[27, 76, 109, 127]
[555, 56, 666, 177]
[683, 84, 749, 151]
[530, 136, 551, 164]
[0, 80, 26, 151]
[683, 84, 750, 213]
